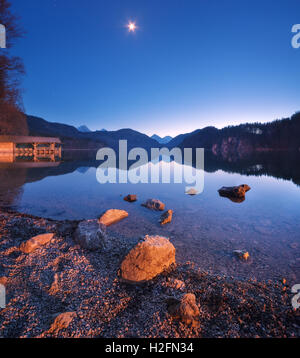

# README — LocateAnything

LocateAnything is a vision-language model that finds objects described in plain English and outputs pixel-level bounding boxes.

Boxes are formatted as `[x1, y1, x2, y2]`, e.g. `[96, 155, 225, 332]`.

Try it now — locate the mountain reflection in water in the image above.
[0, 150, 299, 283]
[1, 150, 300, 198]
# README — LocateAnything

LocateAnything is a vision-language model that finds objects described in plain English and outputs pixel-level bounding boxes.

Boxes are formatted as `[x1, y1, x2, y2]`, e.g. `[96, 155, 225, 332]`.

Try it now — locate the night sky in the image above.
[10, 0, 300, 136]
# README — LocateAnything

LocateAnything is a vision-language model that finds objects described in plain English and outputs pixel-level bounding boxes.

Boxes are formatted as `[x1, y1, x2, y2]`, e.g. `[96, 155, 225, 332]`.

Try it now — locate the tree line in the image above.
[0, 0, 27, 135]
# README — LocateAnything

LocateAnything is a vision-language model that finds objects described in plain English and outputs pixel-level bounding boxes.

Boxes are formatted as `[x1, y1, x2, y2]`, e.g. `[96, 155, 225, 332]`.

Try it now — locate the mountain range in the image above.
[151, 134, 172, 144]
[78, 125, 107, 133]
[22, 111, 300, 155]
[26, 115, 159, 150]
[77, 125, 92, 133]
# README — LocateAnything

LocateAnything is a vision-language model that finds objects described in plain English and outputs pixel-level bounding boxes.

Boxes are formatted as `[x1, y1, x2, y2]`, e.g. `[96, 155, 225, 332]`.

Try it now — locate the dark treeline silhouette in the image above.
[203, 150, 300, 187]
[0, 0, 27, 135]
[177, 112, 300, 154]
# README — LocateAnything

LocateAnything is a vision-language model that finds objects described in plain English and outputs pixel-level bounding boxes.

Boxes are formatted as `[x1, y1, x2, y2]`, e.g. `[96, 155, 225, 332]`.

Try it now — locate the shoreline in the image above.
[0, 209, 299, 338]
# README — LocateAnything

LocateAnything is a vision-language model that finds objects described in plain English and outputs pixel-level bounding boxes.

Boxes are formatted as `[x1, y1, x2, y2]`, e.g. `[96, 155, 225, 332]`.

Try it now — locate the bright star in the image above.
[128, 22, 137, 32]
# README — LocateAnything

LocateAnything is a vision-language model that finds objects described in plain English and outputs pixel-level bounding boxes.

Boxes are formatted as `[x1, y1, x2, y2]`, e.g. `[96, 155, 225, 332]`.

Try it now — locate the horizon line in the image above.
[26, 110, 300, 139]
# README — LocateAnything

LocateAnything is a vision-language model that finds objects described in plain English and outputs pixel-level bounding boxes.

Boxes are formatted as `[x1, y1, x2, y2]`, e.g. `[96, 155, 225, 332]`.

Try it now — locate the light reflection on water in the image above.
[0, 152, 299, 283]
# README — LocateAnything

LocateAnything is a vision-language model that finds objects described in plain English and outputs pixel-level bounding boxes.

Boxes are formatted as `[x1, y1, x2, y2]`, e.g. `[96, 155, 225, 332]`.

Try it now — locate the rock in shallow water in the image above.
[20, 233, 54, 254]
[74, 220, 107, 250]
[123, 194, 137, 202]
[233, 250, 250, 261]
[98, 209, 128, 226]
[185, 188, 198, 195]
[223, 196, 245, 203]
[218, 184, 251, 199]
[160, 210, 173, 225]
[120, 235, 176, 283]
[142, 199, 165, 211]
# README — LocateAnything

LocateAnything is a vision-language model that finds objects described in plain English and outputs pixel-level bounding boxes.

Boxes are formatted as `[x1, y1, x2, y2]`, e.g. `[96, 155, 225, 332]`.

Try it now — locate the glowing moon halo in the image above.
[128, 22, 137, 32]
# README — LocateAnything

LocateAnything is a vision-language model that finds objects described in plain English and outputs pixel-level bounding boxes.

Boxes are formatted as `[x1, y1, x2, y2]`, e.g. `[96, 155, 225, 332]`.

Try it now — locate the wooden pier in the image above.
[0, 136, 62, 163]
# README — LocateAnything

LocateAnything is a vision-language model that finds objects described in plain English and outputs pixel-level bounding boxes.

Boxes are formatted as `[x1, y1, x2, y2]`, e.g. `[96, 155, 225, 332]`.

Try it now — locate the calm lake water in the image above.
[0, 151, 299, 283]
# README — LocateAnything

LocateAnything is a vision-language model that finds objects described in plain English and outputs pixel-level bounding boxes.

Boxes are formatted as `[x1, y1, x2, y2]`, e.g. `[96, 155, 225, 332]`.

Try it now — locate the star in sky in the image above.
[127, 22, 137, 32]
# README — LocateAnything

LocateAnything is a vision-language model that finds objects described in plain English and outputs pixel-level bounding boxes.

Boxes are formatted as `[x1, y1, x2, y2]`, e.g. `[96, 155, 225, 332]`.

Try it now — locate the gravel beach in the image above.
[0, 209, 299, 338]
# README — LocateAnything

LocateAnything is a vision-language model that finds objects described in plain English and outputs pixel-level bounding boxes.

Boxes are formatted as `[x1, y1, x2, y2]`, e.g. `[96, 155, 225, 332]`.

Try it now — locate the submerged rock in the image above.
[99, 209, 128, 226]
[224, 196, 245, 203]
[167, 293, 200, 327]
[124, 194, 137, 202]
[74, 220, 107, 250]
[120, 235, 176, 283]
[218, 184, 251, 199]
[142, 199, 165, 211]
[160, 210, 173, 225]
[233, 250, 250, 261]
[20, 233, 54, 254]
[185, 188, 198, 195]
[289, 242, 298, 250]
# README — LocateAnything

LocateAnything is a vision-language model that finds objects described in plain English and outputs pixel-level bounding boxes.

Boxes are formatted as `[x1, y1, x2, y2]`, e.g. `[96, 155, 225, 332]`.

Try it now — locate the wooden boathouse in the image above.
[0, 136, 62, 162]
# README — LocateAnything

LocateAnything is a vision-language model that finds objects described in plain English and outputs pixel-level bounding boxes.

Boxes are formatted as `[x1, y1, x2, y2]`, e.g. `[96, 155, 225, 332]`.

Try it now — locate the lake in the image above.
[0, 150, 299, 284]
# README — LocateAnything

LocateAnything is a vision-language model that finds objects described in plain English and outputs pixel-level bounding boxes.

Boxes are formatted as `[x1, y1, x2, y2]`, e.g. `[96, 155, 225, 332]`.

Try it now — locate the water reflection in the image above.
[204, 151, 300, 187]
[0, 167, 26, 208]
[1, 150, 300, 209]
[0, 156, 61, 208]
[218, 193, 246, 203]
[0, 150, 299, 282]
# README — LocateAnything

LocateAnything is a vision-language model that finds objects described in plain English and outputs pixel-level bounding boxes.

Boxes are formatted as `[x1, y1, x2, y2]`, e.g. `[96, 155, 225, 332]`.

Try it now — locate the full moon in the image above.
[128, 22, 137, 32]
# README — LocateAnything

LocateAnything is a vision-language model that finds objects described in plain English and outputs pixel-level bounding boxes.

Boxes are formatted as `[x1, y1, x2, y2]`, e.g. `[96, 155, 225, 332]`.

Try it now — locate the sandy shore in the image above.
[0, 209, 299, 338]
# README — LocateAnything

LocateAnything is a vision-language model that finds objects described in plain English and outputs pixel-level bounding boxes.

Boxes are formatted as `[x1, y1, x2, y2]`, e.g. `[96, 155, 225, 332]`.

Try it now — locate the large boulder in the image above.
[98, 209, 128, 226]
[74, 220, 107, 250]
[167, 293, 200, 327]
[120, 235, 176, 283]
[218, 184, 251, 199]
[20, 233, 54, 254]
[142, 199, 165, 211]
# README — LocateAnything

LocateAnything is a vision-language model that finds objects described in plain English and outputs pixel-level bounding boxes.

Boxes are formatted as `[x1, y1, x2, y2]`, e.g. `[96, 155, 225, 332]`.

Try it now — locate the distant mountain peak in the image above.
[151, 134, 173, 144]
[77, 125, 91, 133]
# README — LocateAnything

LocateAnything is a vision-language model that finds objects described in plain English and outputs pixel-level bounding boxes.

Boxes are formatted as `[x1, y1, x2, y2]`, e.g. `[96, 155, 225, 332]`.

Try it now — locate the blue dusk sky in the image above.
[10, 0, 300, 136]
